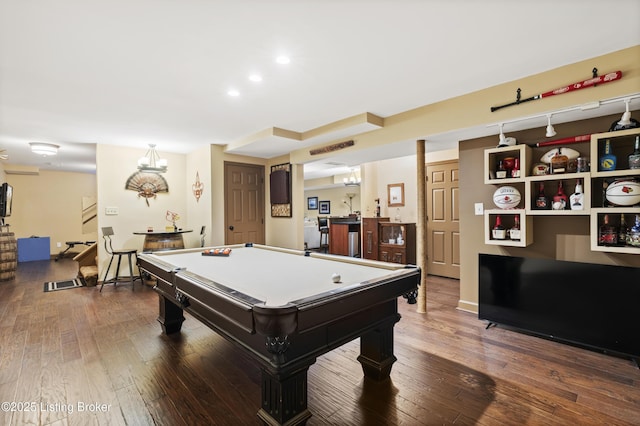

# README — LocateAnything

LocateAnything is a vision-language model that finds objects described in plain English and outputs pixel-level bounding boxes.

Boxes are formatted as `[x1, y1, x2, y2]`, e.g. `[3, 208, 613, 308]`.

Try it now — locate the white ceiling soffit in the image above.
[225, 113, 383, 158]
[303, 97, 640, 182]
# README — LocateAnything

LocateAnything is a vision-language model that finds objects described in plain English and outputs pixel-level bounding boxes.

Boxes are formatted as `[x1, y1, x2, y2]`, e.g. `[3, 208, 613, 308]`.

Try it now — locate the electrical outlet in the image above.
[105, 206, 119, 215]
[56, 242, 62, 248]
[474, 203, 484, 215]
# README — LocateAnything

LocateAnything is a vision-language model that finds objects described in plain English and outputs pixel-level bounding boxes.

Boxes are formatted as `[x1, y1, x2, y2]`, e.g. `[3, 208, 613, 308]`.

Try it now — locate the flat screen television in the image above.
[0, 182, 13, 217]
[479, 254, 640, 360]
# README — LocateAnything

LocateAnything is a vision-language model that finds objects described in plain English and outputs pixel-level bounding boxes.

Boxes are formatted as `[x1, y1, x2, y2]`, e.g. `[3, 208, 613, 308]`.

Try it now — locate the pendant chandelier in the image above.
[343, 169, 361, 186]
[138, 144, 168, 173]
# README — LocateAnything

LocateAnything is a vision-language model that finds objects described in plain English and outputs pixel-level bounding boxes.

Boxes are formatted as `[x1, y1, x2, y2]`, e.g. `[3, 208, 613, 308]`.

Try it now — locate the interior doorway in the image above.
[224, 162, 265, 245]
[426, 160, 460, 279]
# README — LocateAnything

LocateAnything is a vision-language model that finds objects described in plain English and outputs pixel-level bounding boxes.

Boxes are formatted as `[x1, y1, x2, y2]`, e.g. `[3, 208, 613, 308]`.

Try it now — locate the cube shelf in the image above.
[484, 209, 532, 247]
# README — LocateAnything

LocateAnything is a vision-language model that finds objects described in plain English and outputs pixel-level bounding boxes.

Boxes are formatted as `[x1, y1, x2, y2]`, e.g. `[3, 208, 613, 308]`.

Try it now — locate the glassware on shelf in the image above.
[496, 159, 507, 179]
[534, 182, 551, 210]
[552, 181, 568, 210]
[618, 214, 630, 247]
[628, 136, 640, 170]
[509, 215, 521, 241]
[598, 214, 618, 246]
[629, 215, 640, 247]
[569, 179, 584, 210]
[510, 158, 520, 178]
[492, 215, 507, 240]
[598, 139, 617, 171]
[576, 157, 589, 172]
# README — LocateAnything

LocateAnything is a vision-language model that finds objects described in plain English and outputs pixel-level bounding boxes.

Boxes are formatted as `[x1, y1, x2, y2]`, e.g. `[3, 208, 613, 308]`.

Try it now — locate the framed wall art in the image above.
[387, 183, 405, 207]
[319, 200, 331, 214]
[307, 196, 318, 210]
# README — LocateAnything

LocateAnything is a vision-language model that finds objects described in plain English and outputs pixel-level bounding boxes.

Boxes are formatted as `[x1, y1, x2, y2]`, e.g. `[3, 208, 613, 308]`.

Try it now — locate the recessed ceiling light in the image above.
[275, 55, 290, 65]
[249, 74, 262, 82]
[227, 89, 240, 97]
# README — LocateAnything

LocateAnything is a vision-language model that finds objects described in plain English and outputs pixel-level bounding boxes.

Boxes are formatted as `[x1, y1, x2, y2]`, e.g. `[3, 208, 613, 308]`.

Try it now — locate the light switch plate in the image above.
[105, 206, 119, 215]
[474, 203, 484, 215]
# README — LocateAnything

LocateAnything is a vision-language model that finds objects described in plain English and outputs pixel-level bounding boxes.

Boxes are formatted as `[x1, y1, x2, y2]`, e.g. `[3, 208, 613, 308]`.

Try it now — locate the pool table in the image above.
[137, 243, 420, 425]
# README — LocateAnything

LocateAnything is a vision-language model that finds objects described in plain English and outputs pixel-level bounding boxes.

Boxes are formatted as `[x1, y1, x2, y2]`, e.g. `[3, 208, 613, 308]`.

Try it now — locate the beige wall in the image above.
[6, 170, 97, 254]
[266, 157, 304, 249]
[458, 112, 640, 313]
[303, 187, 362, 219]
[96, 144, 188, 274]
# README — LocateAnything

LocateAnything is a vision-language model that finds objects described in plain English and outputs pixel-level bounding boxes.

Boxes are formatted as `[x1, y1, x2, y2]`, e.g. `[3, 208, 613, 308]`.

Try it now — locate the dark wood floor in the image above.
[0, 259, 638, 426]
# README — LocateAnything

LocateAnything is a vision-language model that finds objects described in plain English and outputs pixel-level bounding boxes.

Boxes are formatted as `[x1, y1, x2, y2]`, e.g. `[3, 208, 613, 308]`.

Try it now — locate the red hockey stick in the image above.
[491, 71, 622, 112]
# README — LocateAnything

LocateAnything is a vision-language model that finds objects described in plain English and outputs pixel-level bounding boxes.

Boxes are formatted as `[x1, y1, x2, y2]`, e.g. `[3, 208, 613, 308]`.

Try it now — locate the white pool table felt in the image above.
[152, 246, 406, 306]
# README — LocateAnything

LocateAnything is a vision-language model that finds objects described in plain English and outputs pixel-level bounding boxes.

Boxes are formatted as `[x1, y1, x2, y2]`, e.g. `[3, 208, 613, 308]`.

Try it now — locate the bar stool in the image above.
[318, 217, 329, 253]
[100, 227, 142, 292]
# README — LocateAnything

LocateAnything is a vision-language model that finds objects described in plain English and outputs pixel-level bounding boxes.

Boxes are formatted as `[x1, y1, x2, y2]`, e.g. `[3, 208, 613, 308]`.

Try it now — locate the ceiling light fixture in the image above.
[249, 74, 262, 82]
[227, 88, 240, 97]
[488, 93, 640, 136]
[497, 123, 506, 146]
[137, 144, 167, 173]
[343, 169, 361, 187]
[30, 142, 59, 156]
[545, 114, 557, 137]
[618, 98, 632, 126]
[275, 55, 290, 65]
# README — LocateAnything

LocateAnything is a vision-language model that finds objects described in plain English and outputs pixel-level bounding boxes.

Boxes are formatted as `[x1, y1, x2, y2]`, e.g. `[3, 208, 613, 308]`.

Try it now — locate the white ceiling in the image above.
[1, 1, 639, 177]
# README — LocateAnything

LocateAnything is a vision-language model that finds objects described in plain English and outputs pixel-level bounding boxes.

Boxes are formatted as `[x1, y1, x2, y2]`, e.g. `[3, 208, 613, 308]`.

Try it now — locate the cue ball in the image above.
[331, 273, 341, 283]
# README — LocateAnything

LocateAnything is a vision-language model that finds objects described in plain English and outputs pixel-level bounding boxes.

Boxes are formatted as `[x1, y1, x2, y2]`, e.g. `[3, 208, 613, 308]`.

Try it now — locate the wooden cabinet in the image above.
[361, 217, 389, 260]
[377, 222, 416, 265]
[328, 218, 361, 257]
[483, 127, 640, 254]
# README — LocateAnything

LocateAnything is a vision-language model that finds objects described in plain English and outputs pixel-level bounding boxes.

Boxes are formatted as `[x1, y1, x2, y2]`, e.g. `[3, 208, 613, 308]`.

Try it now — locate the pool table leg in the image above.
[157, 295, 185, 334]
[257, 366, 312, 425]
[357, 320, 398, 381]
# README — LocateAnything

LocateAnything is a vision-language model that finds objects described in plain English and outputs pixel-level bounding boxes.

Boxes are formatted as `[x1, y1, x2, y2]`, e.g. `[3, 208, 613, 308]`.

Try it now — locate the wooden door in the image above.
[224, 162, 265, 245]
[426, 160, 460, 278]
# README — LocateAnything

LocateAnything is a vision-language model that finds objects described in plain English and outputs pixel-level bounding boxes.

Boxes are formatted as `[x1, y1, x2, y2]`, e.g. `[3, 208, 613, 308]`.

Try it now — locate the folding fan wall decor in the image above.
[125, 171, 169, 206]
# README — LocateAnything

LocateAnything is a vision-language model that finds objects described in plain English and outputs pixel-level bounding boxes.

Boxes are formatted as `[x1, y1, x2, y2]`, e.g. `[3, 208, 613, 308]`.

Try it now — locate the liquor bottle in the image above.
[550, 148, 568, 174]
[552, 181, 568, 210]
[628, 215, 640, 247]
[496, 160, 507, 179]
[509, 215, 521, 241]
[628, 136, 640, 170]
[534, 182, 550, 210]
[492, 215, 507, 240]
[569, 179, 584, 210]
[598, 214, 618, 246]
[599, 139, 617, 171]
[510, 158, 520, 178]
[618, 214, 630, 247]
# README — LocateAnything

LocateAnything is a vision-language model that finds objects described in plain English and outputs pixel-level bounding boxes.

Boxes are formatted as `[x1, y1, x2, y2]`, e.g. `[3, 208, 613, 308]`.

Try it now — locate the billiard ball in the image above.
[331, 273, 341, 283]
